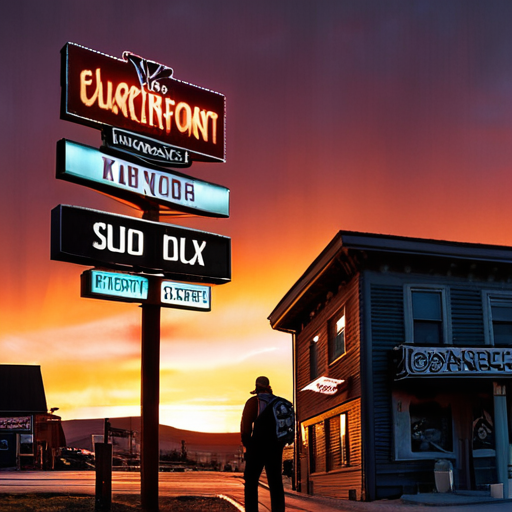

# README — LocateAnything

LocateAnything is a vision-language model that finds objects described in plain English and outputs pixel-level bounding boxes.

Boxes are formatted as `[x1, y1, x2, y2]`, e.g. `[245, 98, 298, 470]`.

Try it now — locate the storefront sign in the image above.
[0, 416, 31, 431]
[56, 139, 230, 217]
[301, 376, 345, 395]
[160, 280, 211, 311]
[395, 345, 512, 380]
[82, 270, 149, 302]
[51, 205, 231, 284]
[61, 43, 225, 163]
[102, 127, 191, 167]
[81, 270, 211, 311]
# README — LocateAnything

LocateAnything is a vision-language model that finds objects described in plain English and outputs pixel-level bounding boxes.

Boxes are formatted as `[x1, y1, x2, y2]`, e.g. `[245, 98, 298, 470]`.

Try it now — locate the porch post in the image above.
[493, 382, 509, 498]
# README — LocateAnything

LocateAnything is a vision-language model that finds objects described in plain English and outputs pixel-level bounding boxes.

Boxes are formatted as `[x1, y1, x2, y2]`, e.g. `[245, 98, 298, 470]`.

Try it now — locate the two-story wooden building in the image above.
[269, 231, 512, 501]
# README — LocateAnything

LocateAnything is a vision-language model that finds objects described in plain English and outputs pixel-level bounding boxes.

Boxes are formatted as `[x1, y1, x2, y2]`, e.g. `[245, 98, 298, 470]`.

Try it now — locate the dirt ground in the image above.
[0, 493, 239, 511]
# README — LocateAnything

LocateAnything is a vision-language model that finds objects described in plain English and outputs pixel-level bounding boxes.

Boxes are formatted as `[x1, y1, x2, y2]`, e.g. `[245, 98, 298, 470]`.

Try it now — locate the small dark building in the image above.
[0, 365, 65, 469]
[269, 231, 512, 500]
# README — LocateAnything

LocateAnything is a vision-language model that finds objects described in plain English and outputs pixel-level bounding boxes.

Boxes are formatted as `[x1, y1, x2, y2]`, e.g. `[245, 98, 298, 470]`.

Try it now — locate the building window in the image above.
[484, 292, 512, 346]
[392, 391, 455, 461]
[410, 402, 453, 453]
[405, 286, 450, 344]
[308, 413, 349, 474]
[329, 307, 346, 363]
[309, 422, 326, 473]
[327, 414, 349, 470]
[309, 336, 319, 380]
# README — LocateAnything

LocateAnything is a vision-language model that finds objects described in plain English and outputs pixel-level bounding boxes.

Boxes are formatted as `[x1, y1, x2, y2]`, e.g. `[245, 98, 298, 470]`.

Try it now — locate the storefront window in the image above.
[393, 391, 455, 461]
[19, 434, 34, 455]
[472, 409, 494, 450]
[410, 402, 452, 453]
[308, 414, 349, 474]
[327, 414, 348, 470]
[309, 422, 326, 473]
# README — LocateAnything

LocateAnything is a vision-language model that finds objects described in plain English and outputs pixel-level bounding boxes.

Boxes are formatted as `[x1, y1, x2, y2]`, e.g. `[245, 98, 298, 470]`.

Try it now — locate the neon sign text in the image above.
[61, 43, 226, 162]
[80, 68, 218, 143]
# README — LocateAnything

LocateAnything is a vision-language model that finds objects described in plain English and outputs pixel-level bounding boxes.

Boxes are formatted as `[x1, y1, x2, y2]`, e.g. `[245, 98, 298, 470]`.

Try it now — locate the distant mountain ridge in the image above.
[62, 416, 241, 456]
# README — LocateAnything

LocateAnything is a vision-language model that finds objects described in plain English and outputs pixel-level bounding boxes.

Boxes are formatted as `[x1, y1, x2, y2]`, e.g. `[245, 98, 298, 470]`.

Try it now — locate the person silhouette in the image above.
[241, 376, 285, 512]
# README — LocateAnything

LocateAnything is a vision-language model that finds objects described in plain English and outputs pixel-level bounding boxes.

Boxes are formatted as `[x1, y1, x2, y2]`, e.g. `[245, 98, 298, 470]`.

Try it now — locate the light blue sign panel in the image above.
[161, 281, 211, 311]
[57, 139, 230, 217]
[90, 270, 149, 300]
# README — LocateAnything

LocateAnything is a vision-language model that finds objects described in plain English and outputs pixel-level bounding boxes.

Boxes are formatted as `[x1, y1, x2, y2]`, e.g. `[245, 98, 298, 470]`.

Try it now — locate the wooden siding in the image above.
[302, 398, 363, 499]
[369, 282, 435, 499]
[368, 277, 508, 499]
[310, 467, 363, 500]
[369, 284, 403, 467]
[450, 287, 485, 345]
[296, 275, 361, 422]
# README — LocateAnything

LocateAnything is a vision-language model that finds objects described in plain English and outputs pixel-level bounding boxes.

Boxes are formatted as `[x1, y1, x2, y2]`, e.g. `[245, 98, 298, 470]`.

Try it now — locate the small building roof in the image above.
[0, 365, 48, 414]
[268, 231, 512, 333]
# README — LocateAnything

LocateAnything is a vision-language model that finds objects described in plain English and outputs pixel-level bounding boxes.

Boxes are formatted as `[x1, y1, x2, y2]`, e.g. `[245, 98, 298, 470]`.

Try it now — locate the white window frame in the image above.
[404, 285, 451, 345]
[482, 290, 512, 346]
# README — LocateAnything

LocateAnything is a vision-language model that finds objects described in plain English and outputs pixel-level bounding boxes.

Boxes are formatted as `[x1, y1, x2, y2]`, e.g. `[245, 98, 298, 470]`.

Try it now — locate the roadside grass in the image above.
[0, 493, 239, 511]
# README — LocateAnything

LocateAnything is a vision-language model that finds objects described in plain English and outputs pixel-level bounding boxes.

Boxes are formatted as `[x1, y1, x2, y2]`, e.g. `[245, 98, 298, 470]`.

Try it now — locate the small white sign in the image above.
[301, 376, 344, 395]
[161, 281, 211, 311]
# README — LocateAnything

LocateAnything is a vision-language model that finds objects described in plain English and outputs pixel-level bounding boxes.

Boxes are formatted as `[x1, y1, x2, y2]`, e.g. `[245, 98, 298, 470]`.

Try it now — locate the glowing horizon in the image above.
[3, 1, 512, 433]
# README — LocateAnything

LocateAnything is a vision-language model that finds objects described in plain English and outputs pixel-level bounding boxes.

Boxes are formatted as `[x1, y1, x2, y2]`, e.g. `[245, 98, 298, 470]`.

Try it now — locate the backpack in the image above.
[271, 397, 295, 446]
[253, 396, 295, 446]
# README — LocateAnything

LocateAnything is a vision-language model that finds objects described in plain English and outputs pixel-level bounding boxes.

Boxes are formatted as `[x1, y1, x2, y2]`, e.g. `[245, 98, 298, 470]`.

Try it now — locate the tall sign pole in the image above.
[140, 208, 160, 511]
[54, 43, 230, 512]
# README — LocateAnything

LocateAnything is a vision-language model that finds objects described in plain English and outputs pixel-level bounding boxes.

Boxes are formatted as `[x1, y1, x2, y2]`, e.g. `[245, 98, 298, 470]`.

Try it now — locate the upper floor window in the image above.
[329, 307, 346, 363]
[309, 335, 319, 380]
[484, 292, 512, 346]
[405, 286, 450, 344]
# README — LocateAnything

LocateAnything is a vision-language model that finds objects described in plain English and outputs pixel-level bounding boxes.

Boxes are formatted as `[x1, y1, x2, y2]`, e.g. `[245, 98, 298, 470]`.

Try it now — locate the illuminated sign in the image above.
[395, 345, 512, 380]
[81, 270, 211, 311]
[301, 377, 345, 395]
[102, 127, 191, 167]
[0, 416, 32, 431]
[82, 270, 149, 302]
[161, 280, 211, 311]
[56, 139, 230, 217]
[51, 205, 231, 284]
[61, 43, 225, 163]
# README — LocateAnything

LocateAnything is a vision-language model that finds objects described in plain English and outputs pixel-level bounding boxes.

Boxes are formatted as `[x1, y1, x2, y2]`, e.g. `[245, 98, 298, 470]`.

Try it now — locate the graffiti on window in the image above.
[410, 402, 453, 453]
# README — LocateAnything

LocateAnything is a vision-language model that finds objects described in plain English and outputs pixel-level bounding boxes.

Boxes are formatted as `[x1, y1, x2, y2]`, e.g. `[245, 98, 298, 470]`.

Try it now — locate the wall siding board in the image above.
[305, 398, 363, 499]
[370, 283, 405, 497]
[450, 287, 485, 345]
[367, 277, 505, 499]
[296, 275, 361, 422]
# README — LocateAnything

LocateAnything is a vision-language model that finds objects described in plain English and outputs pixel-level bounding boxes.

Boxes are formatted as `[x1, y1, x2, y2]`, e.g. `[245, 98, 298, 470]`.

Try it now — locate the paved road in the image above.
[1, 471, 512, 511]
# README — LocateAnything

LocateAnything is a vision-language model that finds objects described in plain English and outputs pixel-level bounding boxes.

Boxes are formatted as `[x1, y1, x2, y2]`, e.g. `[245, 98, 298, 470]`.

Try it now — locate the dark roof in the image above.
[0, 365, 47, 413]
[268, 230, 512, 333]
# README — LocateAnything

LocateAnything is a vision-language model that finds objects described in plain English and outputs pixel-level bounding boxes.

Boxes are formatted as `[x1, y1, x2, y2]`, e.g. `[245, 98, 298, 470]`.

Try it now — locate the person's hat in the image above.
[250, 376, 271, 394]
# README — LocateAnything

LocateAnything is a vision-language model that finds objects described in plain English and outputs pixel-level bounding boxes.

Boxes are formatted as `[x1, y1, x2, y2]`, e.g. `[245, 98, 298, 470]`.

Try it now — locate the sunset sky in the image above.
[2, 1, 512, 433]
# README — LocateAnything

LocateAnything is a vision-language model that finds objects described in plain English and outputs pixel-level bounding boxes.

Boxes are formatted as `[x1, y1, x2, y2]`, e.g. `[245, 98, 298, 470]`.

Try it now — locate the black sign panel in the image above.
[51, 205, 231, 284]
[61, 43, 226, 163]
